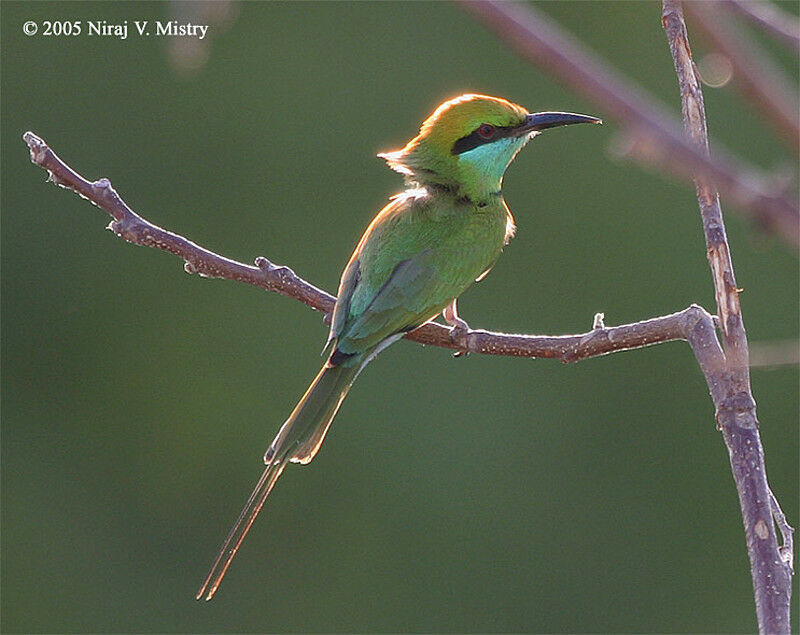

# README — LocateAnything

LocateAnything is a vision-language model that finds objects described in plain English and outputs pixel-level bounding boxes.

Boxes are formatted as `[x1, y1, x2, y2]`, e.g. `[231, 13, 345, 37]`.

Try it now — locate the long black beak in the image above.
[515, 111, 602, 136]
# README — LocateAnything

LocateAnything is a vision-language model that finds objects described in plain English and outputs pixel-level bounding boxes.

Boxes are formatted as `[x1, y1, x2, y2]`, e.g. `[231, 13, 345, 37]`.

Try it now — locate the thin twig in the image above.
[720, 0, 800, 52]
[459, 0, 799, 247]
[662, 2, 793, 632]
[685, 0, 800, 152]
[22, 131, 717, 363]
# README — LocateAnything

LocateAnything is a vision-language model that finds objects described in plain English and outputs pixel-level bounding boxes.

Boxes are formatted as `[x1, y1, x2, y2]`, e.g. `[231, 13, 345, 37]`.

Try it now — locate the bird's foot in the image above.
[443, 300, 471, 357]
[447, 315, 469, 339]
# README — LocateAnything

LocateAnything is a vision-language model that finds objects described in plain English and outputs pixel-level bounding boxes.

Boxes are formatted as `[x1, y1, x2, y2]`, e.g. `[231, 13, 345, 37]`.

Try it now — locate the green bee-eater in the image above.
[198, 94, 600, 599]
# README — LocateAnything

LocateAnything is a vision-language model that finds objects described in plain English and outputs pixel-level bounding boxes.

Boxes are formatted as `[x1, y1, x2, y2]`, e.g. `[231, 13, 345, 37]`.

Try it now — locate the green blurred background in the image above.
[2, 1, 797, 632]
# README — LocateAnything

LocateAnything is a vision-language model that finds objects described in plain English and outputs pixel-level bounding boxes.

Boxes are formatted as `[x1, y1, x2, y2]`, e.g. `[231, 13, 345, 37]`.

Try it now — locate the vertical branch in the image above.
[664, 1, 750, 375]
[662, 2, 793, 633]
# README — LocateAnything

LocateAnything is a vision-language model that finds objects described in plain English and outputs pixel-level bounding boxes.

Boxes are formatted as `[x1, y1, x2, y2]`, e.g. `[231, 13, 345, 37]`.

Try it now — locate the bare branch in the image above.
[720, 0, 800, 52]
[23, 130, 715, 364]
[684, 0, 800, 151]
[662, 2, 793, 632]
[459, 0, 799, 247]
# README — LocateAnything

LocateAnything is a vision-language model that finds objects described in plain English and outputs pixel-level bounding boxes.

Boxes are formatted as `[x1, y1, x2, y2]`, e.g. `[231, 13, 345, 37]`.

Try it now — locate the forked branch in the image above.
[662, 2, 793, 632]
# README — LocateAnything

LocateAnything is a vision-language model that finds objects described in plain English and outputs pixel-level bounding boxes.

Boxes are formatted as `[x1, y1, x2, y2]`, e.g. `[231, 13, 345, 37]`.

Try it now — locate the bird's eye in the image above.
[477, 123, 496, 139]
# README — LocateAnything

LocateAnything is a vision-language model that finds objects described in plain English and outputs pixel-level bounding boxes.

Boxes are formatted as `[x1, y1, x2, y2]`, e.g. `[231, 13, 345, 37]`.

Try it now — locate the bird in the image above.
[197, 94, 601, 600]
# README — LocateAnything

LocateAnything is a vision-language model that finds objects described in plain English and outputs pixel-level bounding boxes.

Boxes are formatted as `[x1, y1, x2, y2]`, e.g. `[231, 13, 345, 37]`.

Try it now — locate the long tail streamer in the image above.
[196, 459, 287, 601]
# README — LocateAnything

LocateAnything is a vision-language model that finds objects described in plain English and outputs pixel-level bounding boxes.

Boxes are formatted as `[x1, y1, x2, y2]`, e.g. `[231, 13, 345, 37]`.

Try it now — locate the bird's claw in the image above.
[442, 300, 471, 356]
[448, 317, 471, 356]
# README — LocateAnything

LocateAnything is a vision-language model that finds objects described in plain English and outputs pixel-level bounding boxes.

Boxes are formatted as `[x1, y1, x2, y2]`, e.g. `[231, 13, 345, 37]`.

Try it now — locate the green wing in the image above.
[327, 255, 360, 352]
[334, 249, 446, 358]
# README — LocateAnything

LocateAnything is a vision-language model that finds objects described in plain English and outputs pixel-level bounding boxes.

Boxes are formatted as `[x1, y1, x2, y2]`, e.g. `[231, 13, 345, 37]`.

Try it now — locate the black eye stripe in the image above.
[451, 125, 514, 155]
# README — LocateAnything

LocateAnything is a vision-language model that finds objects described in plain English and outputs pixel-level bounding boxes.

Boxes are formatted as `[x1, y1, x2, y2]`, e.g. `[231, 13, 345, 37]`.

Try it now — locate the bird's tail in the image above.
[267, 361, 360, 466]
[196, 361, 359, 601]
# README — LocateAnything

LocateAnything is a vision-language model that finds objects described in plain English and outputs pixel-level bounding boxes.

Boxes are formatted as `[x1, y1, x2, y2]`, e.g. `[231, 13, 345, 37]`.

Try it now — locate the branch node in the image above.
[254, 256, 271, 269]
[184, 261, 198, 275]
[592, 312, 606, 330]
[23, 131, 47, 164]
[716, 391, 758, 429]
[255, 256, 292, 279]
[93, 177, 112, 192]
